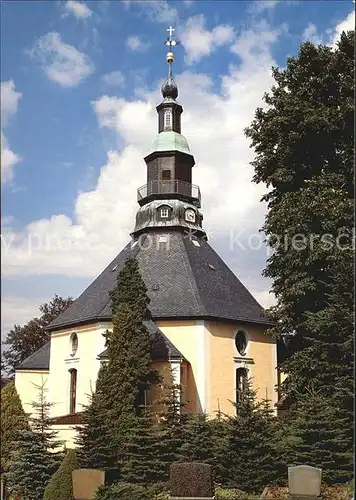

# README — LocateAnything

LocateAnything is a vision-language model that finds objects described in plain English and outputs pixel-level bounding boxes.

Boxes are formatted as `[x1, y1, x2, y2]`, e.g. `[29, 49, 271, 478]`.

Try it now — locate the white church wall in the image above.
[15, 370, 49, 415]
[48, 322, 109, 417]
[53, 425, 78, 449]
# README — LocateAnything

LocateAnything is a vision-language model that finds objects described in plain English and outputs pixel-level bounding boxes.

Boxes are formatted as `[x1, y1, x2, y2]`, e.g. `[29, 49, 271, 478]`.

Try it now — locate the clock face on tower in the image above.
[185, 208, 196, 223]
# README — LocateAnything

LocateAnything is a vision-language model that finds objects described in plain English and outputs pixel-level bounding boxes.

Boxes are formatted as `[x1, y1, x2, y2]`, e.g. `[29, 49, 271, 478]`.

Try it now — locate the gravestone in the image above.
[288, 465, 322, 500]
[72, 469, 105, 500]
[170, 462, 214, 499]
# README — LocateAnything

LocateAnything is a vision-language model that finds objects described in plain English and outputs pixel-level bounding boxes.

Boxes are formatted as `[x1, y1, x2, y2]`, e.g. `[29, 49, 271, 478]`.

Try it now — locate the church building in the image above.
[15, 28, 278, 448]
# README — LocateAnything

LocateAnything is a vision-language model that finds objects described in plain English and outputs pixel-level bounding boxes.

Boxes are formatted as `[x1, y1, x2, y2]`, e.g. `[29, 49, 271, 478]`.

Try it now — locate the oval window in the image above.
[70, 333, 78, 357]
[235, 330, 247, 356]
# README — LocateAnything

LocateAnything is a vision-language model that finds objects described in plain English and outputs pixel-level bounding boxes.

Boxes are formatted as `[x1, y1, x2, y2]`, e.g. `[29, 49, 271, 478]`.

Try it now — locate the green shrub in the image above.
[94, 482, 150, 500]
[147, 482, 170, 496]
[215, 487, 249, 500]
[154, 493, 170, 500]
[43, 449, 78, 500]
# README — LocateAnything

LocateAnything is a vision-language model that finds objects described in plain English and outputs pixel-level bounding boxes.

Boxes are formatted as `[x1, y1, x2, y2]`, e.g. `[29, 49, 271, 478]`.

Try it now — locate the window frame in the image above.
[69, 368, 77, 415]
[70, 332, 78, 357]
[235, 329, 248, 356]
[164, 109, 172, 129]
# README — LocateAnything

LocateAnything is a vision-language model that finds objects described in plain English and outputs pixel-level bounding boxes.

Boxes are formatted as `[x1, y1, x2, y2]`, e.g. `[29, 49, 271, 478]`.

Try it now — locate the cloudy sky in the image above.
[1, 0, 354, 338]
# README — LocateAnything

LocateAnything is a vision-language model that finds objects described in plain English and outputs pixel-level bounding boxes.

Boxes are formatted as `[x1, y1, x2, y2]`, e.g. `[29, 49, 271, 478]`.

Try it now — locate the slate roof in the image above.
[98, 320, 183, 360]
[16, 342, 50, 371]
[47, 230, 271, 332]
[16, 320, 182, 372]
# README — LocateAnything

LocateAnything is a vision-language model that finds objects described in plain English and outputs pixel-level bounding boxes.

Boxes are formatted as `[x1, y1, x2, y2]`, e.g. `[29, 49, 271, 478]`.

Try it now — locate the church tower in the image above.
[15, 27, 279, 448]
[133, 27, 205, 239]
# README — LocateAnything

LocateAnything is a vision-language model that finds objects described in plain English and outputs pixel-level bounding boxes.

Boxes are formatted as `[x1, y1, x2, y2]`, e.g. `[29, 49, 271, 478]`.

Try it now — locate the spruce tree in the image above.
[0, 380, 28, 474]
[180, 413, 214, 465]
[76, 258, 157, 477]
[7, 384, 63, 499]
[209, 410, 230, 484]
[287, 387, 353, 485]
[43, 449, 78, 500]
[223, 381, 285, 493]
[120, 410, 162, 485]
[75, 365, 117, 472]
[155, 376, 187, 481]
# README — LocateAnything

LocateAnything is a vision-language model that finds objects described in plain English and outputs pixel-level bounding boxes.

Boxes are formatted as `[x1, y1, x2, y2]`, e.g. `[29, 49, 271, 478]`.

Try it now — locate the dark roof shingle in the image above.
[16, 342, 50, 371]
[48, 231, 270, 331]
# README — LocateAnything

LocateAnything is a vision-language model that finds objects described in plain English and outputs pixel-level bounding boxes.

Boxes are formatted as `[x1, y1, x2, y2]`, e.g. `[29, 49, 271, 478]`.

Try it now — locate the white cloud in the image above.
[2, 19, 280, 280]
[126, 35, 148, 52]
[1, 296, 46, 339]
[253, 290, 276, 309]
[124, 0, 178, 23]
[1, 80, 22, 184]
[1, 80, 22, 126]
[302, 10, 354, 48]
[101, 70, 125, 87]
[330, 11, 354, 47]
[29, 32, 94, 87]
[248, 0, 279, 14]
[180, 15, 234, 65]
[64, 0, 93, 19]
[302, 23, 323, 44]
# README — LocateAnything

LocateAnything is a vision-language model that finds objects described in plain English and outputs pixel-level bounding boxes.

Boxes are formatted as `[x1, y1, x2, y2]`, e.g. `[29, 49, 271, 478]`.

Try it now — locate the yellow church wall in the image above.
[208, 321, 278, 417]
[48, 322, 109, 418]
[15, 370, 49, 415]
[156, 320, 202, 413]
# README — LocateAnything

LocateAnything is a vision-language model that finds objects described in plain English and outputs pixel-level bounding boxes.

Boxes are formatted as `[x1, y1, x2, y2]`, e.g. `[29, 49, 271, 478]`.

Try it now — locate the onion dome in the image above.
[161, 75, 178, 100]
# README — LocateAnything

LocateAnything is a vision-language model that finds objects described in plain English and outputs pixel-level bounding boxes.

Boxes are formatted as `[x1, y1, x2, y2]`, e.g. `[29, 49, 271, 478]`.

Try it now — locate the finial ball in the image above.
[167, 52, 175, 64]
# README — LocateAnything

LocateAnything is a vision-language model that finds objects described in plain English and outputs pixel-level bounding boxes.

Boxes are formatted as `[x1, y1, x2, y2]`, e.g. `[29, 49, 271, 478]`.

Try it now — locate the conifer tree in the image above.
[180, 413, 214, 465]
[223, 381, 285, 493]
[287, 387, 353, 485]
[76, 258, 157, 476]
[209, 409, 230, 484]
[155, 376, 187, 481]
[7, 383, 63, 499]
[120, 410, 162, 485]
[0, 380, 28, 473]
[75, 366, 116, 472]
[43, 449, 78, 500]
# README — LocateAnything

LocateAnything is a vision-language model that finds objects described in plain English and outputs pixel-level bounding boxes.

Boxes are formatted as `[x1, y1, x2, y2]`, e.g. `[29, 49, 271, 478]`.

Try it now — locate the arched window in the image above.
[235, 367, 248, 412]
[69, 369, 77, 414]
[235, 330, 247, 356]
[164, 110, 172, 129]
[70, 333, 78, 357]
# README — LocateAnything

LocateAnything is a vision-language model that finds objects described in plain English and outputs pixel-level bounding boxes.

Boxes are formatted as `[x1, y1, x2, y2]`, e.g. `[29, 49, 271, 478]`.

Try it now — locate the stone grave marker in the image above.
[72, 469, 105, 500]
[170, 462, 214, 499]
[288, 465, 322, 499]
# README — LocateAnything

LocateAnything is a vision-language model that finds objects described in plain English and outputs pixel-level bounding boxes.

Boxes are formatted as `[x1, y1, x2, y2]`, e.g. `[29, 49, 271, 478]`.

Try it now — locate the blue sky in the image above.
[1, 0, 354, 337]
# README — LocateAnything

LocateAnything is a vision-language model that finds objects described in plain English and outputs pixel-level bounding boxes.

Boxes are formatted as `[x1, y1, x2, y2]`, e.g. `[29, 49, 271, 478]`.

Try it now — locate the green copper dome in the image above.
[150, 131, 191, 155]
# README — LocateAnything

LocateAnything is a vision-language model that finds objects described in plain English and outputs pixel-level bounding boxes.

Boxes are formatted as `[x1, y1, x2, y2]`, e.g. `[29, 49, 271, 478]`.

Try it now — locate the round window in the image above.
[235, 331, 247, 356]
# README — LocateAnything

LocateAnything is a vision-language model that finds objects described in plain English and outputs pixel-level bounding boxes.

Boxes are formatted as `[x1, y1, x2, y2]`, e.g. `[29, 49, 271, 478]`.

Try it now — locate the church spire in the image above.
[161, 26, 179, 100]
[132, 26, 206, 239]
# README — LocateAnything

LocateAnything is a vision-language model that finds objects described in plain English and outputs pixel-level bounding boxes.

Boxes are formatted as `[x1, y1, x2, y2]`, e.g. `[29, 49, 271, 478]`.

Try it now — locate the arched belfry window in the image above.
[70, 332, 78, 357]
[164, 109, 172, 129]
[235, 367, 248, 412]
[69, 369, 77, 414]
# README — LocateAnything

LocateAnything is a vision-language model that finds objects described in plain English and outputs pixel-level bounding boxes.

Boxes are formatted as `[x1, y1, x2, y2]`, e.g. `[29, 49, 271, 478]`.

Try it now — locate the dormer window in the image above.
[70, 332, 78, 357]
[160, 207, 169, 218]
[164, 110, 172, 129]
[157, 204, 171, 220]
